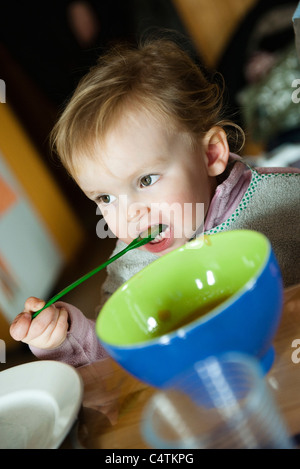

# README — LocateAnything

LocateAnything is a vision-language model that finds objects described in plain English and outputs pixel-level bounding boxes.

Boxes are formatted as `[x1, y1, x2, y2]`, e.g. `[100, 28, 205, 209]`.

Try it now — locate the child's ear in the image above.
[203, 127, 229, 177]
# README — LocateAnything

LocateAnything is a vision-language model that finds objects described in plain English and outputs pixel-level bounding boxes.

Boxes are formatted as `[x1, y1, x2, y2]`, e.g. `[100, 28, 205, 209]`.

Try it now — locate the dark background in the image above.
[0, 0, 191, 230]
[0, 0, 297, 230]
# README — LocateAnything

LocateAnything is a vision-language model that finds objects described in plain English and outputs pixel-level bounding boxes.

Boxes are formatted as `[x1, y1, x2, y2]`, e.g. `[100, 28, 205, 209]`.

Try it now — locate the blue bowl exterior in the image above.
[99, 248, 283, 388]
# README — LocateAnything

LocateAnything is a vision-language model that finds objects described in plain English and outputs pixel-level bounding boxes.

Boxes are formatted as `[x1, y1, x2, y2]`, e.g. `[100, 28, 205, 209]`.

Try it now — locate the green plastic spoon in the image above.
[32, 224, 166, 319]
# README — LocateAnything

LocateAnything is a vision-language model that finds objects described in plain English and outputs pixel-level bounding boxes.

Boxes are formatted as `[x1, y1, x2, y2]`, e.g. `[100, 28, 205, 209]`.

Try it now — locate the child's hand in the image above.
[10, 297, 69, 350]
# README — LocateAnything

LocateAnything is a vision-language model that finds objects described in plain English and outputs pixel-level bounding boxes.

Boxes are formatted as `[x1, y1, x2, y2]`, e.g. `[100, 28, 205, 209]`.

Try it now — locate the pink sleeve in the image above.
[29, 301, 109, 367]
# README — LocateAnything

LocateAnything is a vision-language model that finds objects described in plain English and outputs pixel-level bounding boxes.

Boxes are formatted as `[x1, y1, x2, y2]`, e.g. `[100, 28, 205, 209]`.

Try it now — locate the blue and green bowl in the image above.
[96, 230, 283, 388]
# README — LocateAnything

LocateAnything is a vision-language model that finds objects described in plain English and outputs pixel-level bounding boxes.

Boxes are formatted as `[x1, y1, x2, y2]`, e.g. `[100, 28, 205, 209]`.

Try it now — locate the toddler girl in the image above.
[10, 38, 300, 367]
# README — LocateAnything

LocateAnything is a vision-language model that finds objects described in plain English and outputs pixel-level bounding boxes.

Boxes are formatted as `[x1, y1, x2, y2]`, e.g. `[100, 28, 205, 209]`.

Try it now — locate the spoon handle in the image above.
[30, 228, 159, 319]
[31, 245, 131, 319]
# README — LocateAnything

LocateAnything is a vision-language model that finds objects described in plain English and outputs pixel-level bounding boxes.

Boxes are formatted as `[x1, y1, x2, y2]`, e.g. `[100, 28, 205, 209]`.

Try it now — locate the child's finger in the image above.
[24, 305, 60, 342]
[24, 296, 45, 313]
[22, 306, 69, 349]
[41, 307, 69, 349]
[10, 303, 69, 350]
[9, 312, 32, 341]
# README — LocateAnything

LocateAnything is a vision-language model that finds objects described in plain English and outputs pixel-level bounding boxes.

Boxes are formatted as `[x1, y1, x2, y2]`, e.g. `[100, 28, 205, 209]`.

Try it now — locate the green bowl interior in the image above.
[96, 231, 269, 346]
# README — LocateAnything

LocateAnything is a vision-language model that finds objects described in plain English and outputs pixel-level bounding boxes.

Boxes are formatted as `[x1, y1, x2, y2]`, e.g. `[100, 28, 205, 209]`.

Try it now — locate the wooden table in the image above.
[68, 283, 300, 449]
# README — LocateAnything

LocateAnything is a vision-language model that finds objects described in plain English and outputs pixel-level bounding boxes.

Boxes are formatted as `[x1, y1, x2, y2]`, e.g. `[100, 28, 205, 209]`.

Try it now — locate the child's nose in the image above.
[127, 202, 150, 222]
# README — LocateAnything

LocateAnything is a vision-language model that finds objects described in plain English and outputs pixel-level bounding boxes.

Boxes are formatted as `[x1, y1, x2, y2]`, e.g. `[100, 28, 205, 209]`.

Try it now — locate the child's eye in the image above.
[140, 174, 160, 188]
[96, 194, 116, 205]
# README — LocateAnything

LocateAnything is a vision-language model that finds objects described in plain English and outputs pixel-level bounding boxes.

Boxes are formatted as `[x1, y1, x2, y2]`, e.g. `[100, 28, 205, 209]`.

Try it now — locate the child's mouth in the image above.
[149, 225, 170, 243]
[143, 225, 172, 253]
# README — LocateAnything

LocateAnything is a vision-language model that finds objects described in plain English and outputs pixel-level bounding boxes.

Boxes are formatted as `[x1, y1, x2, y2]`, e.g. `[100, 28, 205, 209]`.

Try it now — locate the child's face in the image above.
[76, 109, 216, 256]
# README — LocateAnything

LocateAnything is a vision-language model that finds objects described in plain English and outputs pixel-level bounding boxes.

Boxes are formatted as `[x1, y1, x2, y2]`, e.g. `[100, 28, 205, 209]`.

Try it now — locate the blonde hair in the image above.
[51, 38, 244, 178]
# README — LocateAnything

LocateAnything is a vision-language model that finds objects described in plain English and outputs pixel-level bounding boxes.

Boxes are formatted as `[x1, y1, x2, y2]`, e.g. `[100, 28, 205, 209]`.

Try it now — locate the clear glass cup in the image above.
[141, 353, 294, 449]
